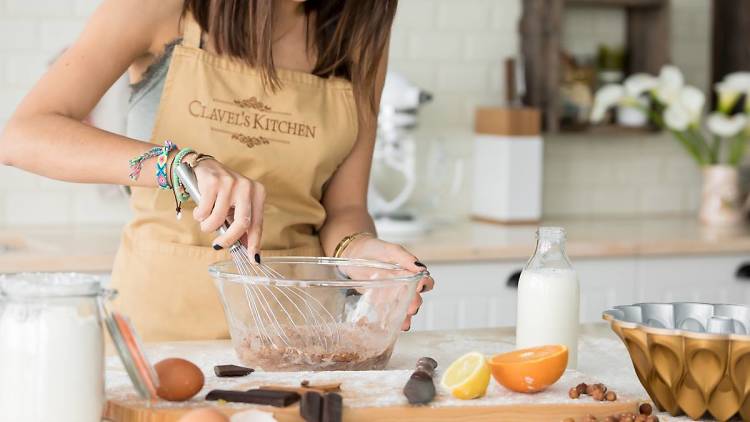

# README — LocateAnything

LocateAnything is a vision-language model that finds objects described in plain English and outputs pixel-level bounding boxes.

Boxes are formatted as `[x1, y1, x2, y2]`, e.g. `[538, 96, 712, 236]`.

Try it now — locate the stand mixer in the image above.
[369, 72, 433, 238]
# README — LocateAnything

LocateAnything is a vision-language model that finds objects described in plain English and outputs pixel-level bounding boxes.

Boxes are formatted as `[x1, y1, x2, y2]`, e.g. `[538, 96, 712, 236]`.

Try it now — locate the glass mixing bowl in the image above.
[209, 257, 424, 371]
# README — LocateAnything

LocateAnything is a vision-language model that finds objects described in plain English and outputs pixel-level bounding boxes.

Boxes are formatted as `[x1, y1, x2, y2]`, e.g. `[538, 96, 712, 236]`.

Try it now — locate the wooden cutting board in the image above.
[105, 369, 641, 422]
[105, 400, 639, 422]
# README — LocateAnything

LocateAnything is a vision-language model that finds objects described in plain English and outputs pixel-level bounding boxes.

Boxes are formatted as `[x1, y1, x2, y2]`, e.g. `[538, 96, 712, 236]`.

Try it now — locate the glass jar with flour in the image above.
[0, 273, 111, 422]
[515, 227, 580, 368]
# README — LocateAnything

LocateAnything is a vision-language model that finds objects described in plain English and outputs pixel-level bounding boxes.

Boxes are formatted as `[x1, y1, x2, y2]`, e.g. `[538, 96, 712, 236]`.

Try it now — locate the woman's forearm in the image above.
[319, 206, 376, 257]
[0, 113, 168, 187]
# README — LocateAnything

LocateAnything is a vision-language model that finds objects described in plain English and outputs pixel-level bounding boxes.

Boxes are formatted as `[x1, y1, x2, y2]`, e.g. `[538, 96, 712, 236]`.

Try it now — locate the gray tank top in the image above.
[126, 39, 181, 142]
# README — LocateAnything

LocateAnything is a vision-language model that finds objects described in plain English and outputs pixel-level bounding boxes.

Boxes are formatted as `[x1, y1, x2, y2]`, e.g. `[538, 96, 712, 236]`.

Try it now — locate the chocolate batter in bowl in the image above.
[209, 257, 424, 371]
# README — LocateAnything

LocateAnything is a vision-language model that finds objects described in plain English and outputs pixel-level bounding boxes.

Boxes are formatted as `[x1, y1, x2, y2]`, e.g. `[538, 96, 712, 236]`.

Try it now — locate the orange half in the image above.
[488, 345, 568, 393]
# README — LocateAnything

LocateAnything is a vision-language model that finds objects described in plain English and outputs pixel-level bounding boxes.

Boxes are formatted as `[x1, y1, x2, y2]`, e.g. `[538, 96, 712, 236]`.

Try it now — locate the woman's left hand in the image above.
[341, 235, 434, 331]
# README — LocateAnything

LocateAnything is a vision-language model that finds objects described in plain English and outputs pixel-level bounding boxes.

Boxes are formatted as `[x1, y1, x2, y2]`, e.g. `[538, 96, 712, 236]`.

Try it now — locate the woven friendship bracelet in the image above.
[128, 143, 171, 181]
[156, 141, 178, 190]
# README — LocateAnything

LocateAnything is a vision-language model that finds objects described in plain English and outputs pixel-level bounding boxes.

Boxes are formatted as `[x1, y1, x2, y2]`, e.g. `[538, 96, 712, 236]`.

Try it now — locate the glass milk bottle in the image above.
[516, 227, 580, 368]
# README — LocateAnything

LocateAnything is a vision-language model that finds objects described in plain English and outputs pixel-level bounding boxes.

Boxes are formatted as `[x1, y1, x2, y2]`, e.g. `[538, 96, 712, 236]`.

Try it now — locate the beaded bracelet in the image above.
[128, 141, 177, 181]
[169, 148, 196, 219]
[170, 148, 195, 200]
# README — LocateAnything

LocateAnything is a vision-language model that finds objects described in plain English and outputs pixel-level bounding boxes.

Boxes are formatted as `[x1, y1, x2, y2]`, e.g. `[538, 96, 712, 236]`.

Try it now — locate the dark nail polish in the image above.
[254, 253, 261, 264]
[414, 261, 427, 268]
[414, 306, 420, 315]
[420, 285, 427, 293]
[405, 325, 411, 332]
[212, 244, 223, 251]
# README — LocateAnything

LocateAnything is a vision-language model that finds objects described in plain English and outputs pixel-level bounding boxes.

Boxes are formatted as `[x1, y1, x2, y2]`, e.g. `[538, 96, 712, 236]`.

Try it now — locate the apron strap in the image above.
[182, 12, 202, 49]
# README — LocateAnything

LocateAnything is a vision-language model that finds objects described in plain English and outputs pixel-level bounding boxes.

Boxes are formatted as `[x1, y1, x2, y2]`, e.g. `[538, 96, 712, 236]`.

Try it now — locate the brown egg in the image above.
[154, 358, 205, 401]
[178, 408, 229, 422]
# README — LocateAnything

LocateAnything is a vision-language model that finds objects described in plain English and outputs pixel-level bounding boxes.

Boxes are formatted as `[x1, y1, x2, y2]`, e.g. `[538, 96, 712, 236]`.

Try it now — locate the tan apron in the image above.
[111, 14, 358, 341]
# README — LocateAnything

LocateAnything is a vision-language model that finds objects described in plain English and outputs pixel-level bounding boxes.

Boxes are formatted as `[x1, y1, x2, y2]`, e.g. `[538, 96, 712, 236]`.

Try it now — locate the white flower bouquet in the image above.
[591, 66, 749, 167]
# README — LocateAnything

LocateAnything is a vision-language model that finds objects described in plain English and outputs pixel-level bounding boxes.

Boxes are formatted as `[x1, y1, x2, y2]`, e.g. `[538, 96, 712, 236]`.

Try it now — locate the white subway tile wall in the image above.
[0, 0, 131, 226]
[563, 5, 626, 58]
[0, 0, 717, 225]
[395, 0, 713, 218]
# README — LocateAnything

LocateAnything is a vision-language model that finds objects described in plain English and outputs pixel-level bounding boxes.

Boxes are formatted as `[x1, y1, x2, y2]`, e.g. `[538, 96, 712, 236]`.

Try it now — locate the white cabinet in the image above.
[412, 260, 525, 331]
[576, 259, 636, 323]
[413, 254, 750, 331]
[634, 255, 750, 304]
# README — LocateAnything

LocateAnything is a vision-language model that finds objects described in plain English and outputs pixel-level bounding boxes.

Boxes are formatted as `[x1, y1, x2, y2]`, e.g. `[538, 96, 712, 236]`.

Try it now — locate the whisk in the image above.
[175, 163, 340, 350]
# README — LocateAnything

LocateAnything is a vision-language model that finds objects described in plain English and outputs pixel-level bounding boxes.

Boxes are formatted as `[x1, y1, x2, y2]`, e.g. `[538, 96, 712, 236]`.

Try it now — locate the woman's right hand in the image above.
[191, 159, 265, 253]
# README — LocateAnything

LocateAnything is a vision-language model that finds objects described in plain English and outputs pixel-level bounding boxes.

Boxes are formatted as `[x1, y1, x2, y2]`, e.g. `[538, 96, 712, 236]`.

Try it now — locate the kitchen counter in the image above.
[401, 216, 750, 262]
[0, 225, 122, 273]
[104, 324, 692, 421]
[2, 216, 750, 272]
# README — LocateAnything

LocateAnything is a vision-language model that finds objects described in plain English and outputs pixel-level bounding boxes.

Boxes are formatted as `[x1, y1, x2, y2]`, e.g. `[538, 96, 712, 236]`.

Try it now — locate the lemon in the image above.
[440, 351, 491, 399]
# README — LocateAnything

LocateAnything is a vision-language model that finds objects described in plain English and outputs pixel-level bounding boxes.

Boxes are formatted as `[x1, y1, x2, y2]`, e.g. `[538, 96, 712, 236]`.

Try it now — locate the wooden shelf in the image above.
[520, 0, 671, 133]
[555, 124, 662, 137]
[566, 0, 666, 8]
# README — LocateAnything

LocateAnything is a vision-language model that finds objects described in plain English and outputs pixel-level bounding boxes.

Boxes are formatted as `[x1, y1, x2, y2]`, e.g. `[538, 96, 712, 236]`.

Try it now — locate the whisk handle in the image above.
[175, 163, 231, 236]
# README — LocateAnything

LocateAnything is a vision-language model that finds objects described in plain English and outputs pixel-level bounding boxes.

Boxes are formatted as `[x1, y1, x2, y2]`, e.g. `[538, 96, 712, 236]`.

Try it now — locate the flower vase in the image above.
[616, 98, 649, 127]
[699, 165, 743, 226]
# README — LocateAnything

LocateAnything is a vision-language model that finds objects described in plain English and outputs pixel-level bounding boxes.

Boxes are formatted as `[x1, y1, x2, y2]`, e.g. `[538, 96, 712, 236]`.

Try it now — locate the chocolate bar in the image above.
[300, 391, 324, 422]
[205, 389, 300, 407]
[214, 364, 254, 377]
[322, 392, 343, 422]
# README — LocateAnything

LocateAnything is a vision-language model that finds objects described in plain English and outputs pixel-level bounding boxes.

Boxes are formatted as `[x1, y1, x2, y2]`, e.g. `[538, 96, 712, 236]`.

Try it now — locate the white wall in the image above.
[0, 0, 131, 226]
[389, 0, 521, 129]
[388, 0, 715, 218]
[0, 0, 719, 225]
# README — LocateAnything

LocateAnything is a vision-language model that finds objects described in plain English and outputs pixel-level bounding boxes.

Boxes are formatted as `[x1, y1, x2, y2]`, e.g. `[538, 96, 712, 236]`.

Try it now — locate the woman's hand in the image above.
[342, 236, 434, 331]
[191, 159, 265, 253]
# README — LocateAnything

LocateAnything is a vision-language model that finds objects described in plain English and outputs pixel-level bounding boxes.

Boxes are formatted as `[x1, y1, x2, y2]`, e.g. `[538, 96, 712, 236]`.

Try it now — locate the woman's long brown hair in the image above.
[183, 0, 398, 114]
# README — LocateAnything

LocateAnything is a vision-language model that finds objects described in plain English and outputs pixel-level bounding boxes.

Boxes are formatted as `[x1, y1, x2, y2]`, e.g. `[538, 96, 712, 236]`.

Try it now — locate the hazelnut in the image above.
[591, 388, 606, 401]
[568, 387, 580, 399]
[586, 384, 595, 395]
[605, 390, 617, 401]
[638, 403, 652, 416]
[576, 382, 588, 394]
[593, 383, 607, 394]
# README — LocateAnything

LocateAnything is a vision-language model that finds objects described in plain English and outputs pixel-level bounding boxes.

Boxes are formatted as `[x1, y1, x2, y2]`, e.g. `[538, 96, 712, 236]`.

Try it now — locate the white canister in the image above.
[0, 273, 109, 422]
[472, 134, 543, 223]
[472, 107, 543, 223]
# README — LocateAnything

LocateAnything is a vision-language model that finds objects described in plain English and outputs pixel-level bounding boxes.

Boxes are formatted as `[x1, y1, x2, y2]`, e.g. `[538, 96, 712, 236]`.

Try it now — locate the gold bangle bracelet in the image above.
[185, 153, 215, 169]
[333, 232, 374, 258]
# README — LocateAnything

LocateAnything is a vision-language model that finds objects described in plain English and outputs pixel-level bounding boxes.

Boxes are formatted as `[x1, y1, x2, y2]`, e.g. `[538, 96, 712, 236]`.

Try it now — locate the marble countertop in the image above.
[2, 216, 750, 272]
[400, 216, 750, 262]
[105, 324, 695, 421]
[0, 225, 121, 273]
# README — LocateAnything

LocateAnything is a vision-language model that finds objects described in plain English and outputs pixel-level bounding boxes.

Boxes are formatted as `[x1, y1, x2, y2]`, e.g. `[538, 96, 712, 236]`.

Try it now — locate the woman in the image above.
[0, 0, 434, 341]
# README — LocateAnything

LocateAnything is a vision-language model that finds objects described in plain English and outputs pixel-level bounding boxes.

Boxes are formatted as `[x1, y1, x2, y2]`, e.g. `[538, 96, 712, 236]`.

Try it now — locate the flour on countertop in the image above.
[106, 329, 709, 420]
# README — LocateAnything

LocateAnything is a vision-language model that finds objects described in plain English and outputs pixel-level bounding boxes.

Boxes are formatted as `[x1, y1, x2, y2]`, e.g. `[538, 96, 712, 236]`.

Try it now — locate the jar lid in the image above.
[0, 272, 104, 298]
[101, 304, 160, 400]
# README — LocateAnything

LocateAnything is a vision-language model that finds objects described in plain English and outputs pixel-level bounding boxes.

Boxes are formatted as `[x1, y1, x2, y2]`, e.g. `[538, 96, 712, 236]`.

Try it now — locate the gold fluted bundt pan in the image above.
[603, 303, 750, 421]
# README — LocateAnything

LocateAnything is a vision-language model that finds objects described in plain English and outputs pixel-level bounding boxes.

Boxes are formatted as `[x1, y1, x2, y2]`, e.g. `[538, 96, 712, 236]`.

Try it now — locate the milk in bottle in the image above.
[515, 227, 580, 368]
